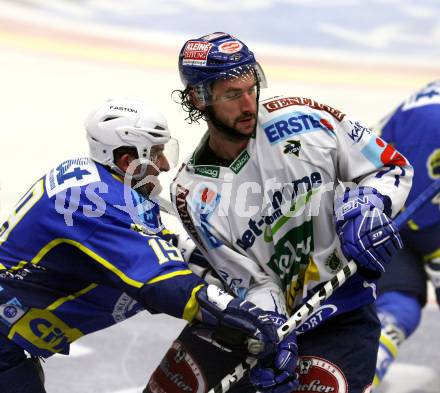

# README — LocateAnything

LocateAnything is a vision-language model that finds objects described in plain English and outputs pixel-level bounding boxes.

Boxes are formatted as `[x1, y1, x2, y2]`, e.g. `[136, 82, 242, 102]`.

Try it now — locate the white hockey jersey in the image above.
[171, 95, 413, 331]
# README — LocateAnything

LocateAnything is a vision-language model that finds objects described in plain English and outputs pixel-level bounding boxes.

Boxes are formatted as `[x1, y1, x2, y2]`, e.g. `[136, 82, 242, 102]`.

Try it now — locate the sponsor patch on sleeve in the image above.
[361, 137, 408, 168]
[45, 158, 100, 198]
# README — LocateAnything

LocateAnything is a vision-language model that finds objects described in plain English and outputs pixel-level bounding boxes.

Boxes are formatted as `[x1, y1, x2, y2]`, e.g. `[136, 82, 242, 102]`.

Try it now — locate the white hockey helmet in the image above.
[85, 98, 178, 175]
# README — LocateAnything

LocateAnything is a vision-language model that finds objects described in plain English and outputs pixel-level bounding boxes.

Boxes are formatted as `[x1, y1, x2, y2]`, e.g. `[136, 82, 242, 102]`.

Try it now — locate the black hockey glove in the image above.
[196, 285, 278, 359]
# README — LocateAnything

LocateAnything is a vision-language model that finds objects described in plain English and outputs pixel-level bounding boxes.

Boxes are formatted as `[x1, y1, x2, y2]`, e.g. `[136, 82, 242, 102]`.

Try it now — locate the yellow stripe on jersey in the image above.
[373, 374, 380, 387]
[285, 256, 321, 312]
[423, 248, 440, 262]
[1, 260, 33, 273]
[47, 283, 98, 311]
[0, 179, 44, 245]
[183, 284, 205, 322]
[379, 333, 399, 358]
[10, 260, 28, 271]
[303, 257, 321, 286]
[111, 173, 124, 183]
[146, 269, 193, 284]
[31, 238, 144, 288]
[407, 219, 419, 231]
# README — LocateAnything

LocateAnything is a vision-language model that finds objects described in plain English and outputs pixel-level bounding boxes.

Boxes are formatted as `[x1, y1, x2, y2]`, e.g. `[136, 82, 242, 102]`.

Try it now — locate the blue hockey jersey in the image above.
[376, 80, 440, 230]
[0, 158, 204, 357]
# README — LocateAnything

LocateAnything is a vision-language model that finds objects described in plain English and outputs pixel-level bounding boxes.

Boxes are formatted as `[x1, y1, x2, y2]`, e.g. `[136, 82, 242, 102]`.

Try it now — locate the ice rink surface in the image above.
[0, 1, 439, 392]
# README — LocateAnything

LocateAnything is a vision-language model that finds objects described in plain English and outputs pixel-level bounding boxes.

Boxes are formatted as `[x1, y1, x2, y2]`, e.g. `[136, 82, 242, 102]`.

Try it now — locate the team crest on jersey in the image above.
[283, 140, 301, 156]
[325, 251, 343, 274]
[111, 293, 139, 323]
[0, 298, 28, 327]
[296, 356, 348, 393]
[147, 340, 207, 393]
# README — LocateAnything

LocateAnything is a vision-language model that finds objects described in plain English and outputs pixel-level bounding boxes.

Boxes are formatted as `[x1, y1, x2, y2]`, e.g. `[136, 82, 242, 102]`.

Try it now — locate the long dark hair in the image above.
[172, 87, 208, 124]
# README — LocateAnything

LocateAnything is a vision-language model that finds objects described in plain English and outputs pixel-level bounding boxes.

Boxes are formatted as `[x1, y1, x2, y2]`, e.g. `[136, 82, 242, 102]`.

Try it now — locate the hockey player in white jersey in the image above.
[144, 32, 413, 393]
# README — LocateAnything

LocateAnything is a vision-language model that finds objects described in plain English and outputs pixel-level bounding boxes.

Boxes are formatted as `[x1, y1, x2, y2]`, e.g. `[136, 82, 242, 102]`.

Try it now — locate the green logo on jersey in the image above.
[235, 171, 322, 251]
[194, 165, 220, 178]
[264, 188, 319, 242]
[267, 220, 314, 290]
[230, 150, 250, 174]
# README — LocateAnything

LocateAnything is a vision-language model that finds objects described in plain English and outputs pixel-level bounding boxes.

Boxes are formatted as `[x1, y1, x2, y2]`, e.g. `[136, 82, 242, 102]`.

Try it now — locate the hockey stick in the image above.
[209, 261, 358, 393]
[156, 195, 177, 216]
[393, 178, 440, 229]
[208, 179, 440, 393]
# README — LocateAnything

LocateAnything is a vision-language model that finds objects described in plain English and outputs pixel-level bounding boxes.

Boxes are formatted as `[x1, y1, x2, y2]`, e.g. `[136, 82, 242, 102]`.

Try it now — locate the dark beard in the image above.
[132, 176, 162, 198]
[205, 106, 256, 142]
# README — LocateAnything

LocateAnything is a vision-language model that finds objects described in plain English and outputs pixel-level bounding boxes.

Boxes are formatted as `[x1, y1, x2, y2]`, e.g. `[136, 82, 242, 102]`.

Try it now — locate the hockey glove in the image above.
[425, 257, 440, 307]
[159, 231, 196, 262]
[335, 186, 402, 275]
[196, 285, 278, 359]
[249, 313, 299, 393]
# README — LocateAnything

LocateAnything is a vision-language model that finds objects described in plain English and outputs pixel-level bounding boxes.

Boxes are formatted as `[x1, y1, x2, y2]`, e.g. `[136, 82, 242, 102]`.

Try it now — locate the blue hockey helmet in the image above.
[178, 32, 267, 104]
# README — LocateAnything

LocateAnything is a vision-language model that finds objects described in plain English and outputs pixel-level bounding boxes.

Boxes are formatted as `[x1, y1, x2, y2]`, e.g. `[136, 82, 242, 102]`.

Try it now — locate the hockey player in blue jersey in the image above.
[0, 98, 285, 393]
[373, 80, 440, 388]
